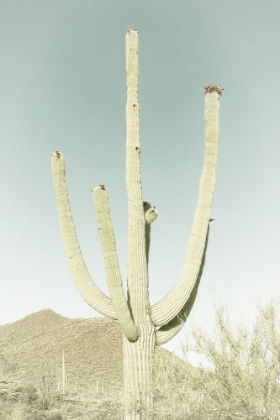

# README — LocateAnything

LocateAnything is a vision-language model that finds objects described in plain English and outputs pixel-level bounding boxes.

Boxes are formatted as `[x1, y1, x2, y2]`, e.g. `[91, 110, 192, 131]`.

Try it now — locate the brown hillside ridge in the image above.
[0, 309, 195, 399]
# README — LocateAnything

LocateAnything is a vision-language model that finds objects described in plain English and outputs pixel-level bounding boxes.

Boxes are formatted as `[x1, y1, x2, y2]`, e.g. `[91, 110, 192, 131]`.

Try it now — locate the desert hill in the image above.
[0, 309, 193, 399]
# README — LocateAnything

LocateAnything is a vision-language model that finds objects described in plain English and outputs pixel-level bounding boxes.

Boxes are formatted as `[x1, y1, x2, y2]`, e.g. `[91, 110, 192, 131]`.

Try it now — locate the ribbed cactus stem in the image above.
[123, 29, 155, 419]
[126, 28, 149, 318]
[92, 185, 139, 342]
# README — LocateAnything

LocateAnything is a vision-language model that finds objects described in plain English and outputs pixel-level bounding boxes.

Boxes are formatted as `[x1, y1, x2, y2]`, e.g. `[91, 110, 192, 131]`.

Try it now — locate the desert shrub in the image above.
[179, 301, 280, 419]
[37, 374, 54, 410]
[0, 388, 8, 402]
[43, 409, 64, 420]
[81, 396, 123, 420]
[15, 384, 39, 405]
[0, 382, 21, 403]
[25, 408, 64, 420]
[0, 402, 28, 420]
[52, 390, 65, 404]
[153, 352, 195, 419]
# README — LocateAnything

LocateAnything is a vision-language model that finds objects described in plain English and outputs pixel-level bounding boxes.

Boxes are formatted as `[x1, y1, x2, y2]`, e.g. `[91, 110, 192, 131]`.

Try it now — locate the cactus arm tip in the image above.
[204, 83, 224, 96]
[144, 206, 159, 225]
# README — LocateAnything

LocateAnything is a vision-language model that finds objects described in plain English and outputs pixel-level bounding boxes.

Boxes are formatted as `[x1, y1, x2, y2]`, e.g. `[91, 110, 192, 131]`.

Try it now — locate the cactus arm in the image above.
[143, 202, 152, 265]
[143, 202, 159, 266]
[155, 287, 198, 346]
[155, 226, 209, 345]
[51, 152, 116, 319]
[92, 185, 140, 342]
[151, 88, 221, 326]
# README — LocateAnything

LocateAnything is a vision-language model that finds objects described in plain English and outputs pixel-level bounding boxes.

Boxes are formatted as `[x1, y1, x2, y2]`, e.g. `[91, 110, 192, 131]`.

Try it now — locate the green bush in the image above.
[179, 301, 280, 419]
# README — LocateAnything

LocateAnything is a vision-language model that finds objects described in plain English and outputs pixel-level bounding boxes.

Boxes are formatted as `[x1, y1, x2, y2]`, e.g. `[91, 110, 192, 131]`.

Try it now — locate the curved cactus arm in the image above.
[155, 227, 209, 346]
[92, 185, 140, 342]
[51, 152, 116, 319]
[151, 88, 221, 326]
[155, 288, 198, 346]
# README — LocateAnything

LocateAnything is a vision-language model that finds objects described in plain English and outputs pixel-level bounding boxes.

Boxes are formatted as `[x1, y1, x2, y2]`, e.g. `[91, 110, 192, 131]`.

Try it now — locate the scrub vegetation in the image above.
[1, 301, 280, 419]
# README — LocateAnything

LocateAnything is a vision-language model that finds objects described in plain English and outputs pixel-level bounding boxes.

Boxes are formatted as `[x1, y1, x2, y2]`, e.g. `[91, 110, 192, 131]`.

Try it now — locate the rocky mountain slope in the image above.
[0, 309, 193, 399]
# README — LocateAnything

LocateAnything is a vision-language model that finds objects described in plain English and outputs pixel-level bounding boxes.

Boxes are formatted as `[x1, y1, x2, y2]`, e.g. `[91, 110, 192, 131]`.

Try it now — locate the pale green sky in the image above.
[0, 0, 279, 356]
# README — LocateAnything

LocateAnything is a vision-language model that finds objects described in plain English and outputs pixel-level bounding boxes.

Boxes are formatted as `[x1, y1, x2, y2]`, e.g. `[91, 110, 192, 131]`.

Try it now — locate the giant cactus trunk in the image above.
[51, 28, 222, 419]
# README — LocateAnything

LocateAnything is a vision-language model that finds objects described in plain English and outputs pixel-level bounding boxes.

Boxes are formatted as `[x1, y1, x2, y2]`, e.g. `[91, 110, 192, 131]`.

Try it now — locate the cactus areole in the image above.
[51, 28, 222, 420]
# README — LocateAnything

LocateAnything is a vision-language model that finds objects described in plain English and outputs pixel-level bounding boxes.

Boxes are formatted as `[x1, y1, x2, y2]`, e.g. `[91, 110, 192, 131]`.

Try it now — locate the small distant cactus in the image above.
[51, 28, 222, 419]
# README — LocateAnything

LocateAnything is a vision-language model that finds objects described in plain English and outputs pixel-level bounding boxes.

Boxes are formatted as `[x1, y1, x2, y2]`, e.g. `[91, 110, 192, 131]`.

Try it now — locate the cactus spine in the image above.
[51, 28, 222, 419]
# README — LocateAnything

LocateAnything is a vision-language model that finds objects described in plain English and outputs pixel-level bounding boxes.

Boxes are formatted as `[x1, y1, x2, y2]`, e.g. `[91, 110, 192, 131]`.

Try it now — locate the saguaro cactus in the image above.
[51, 28, 222, 419]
